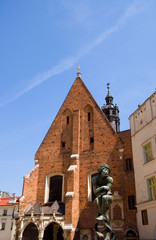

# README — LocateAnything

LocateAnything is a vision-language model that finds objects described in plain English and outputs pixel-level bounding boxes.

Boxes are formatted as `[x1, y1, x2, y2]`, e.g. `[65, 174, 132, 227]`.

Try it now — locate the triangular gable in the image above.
[35, 76, 122, 157]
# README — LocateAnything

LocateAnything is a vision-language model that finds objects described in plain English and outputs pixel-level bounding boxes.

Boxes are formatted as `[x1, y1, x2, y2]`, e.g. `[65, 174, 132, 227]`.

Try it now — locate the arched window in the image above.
[44, 174, 64, 203]
[43, 223, 64, 240]
[113, 205, 122, 220]
[126, 230, 136, 236]
[49, 175, 63, 202]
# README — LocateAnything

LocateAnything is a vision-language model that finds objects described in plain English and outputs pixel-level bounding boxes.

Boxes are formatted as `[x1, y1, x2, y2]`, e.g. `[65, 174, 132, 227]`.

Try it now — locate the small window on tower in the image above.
[67, 116, 69, 124]
[88, 112, 91, 121]
[61, 142, 65, 148]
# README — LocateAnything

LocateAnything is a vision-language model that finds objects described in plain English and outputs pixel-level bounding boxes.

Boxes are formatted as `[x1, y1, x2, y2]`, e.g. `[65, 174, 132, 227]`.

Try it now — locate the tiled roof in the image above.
[0, 197, 20, 206]
[25, 201, 65, 216]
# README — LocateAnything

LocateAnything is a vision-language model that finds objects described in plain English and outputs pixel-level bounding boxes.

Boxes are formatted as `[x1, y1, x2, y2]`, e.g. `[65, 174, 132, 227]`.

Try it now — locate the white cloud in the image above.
[0, 0, 149, 108]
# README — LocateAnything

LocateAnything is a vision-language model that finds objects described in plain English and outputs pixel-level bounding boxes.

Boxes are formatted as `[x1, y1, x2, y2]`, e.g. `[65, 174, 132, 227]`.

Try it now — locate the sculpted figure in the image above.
[92, 164, 115, 240]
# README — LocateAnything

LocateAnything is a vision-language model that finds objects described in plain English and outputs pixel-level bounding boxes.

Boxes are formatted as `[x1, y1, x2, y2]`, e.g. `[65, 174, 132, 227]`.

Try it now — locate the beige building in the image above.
[129, 91, 156, 240]
[0, 192, 19, 240]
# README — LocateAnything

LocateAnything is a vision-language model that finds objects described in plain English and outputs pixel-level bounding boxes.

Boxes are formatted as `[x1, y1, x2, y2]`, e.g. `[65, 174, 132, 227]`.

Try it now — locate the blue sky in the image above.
[0, 0, 156, 196]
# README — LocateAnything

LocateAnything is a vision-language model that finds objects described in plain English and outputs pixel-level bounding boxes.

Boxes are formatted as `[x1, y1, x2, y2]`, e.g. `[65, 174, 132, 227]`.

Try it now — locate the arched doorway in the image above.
[22, 222, 38, 240]
[125, 229, 138, 240]
[43, 222, 64, 240]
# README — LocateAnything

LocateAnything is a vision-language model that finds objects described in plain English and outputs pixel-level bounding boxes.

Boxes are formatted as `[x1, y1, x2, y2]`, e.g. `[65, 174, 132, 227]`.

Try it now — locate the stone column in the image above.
[38, 229, 44, 240]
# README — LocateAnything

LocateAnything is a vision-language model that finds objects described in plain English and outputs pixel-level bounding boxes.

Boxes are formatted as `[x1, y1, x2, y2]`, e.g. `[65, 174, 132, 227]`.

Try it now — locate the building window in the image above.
[88, 112, 91, 121]
[143, 142, 152, 163]
[141, 210, 148, 225]
[67, 116, 69, 124]
[90, 137, 94, 144]
[49, 175, 63, 202]
[128, 196, 136, 210]
[125, 158, 133, 171]
[61, 141, 65, 148]
[1, 223, 5, 230]
[147, 176, 156, 200]
[3, 210, 7, 216]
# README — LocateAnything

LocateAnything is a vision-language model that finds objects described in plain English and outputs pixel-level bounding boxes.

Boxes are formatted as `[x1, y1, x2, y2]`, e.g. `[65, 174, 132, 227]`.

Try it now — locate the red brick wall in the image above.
[19, 165, 39, 214]
[18, 77, 137, 239]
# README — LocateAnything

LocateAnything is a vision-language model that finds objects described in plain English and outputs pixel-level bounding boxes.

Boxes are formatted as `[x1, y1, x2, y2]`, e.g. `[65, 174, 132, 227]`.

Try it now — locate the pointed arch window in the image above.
[45, 174, 64, 203]
[49, 175, 63, 202]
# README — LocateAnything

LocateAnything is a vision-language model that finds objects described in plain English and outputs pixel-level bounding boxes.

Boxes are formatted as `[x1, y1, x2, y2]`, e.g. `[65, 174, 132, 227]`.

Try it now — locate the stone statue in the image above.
[92, 164, 115, 240]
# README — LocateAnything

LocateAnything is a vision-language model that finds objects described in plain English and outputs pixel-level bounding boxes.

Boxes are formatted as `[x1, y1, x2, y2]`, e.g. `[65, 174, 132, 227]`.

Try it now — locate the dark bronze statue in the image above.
[92, 164, 115, 240]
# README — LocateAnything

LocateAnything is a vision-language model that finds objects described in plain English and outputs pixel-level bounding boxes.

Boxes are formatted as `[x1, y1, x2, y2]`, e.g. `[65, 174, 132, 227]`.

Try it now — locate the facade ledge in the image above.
[143, 159, 156, 168]
[68, 165, 77, 172]
[65, 192, 74, 198]
[119, 149, 124, 153]
[136, 199, 156, 211]
[112, 227, 124, 231]
[70, 154, 79, 159]
[63, 224, 73, 230]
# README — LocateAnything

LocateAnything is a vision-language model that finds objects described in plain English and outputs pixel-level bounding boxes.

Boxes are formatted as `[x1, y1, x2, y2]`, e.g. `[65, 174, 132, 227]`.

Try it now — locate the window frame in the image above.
[141, 209, 148, 225]
[147, 176, 156, 201]
[143, 141, 153, 163]
[44, 173, 64, 203]
[3, 209, 7, 216]
[1, 222, 5, 230]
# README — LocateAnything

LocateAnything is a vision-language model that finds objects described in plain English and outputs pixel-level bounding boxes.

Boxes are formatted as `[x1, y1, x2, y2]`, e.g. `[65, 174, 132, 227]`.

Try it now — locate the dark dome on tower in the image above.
[101, 83, 120, 132]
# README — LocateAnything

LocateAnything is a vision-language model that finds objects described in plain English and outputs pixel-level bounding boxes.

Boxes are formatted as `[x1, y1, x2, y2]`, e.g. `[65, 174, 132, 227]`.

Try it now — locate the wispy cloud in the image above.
[0, 0, 149, 108]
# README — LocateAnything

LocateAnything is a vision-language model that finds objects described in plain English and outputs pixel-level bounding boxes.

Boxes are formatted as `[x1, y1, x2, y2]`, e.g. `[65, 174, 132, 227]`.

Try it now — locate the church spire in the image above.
[102, 83, 120, 132]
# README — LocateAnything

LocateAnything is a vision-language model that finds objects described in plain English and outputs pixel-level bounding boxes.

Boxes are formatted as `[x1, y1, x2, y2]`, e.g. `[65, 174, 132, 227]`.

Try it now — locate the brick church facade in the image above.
[16, 72, 138, 240]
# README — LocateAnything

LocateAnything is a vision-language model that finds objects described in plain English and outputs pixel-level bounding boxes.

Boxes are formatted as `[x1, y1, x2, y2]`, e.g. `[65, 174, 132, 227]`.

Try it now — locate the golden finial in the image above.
[77, 65, 81, 78]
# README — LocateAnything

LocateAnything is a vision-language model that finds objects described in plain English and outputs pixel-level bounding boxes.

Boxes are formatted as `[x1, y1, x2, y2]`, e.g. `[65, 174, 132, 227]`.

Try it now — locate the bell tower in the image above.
[102, 83, 120, 132]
